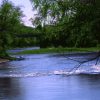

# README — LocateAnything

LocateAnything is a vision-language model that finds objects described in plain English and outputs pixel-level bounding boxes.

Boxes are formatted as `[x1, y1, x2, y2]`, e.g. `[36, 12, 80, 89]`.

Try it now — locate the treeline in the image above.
[0, 0, 100, 56]
[31, 0, 100, 48]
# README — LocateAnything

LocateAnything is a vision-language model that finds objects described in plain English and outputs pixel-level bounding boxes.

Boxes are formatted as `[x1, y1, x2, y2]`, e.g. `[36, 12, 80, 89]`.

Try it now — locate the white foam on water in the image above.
[53, 64, 100, 75]
[0, 65, 100, 78]
[91, 65, 100, 71]
[53, 70, 68, 75]
[0, 72, 45, 78]
[53, 69, 87, 75]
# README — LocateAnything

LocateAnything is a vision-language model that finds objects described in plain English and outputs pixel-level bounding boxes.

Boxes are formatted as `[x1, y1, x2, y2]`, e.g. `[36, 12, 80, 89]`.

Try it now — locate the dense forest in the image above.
[30, 0, 100, 48]
[0, 0, 100, 57]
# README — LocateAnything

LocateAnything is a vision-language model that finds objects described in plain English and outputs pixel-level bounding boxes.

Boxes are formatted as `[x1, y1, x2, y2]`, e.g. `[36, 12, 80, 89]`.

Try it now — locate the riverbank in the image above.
[0, 56, 19, 64]
[0, 58, 9, 64]
[17, 47, 100, 54]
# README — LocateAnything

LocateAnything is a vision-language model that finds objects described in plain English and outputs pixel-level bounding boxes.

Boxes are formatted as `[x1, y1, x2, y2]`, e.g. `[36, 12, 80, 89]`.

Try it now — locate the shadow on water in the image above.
[0, 62, 23, 100]
[0, 78, 23, 100]
[0, 74, 100, 100]
[76, 74, 100, 85]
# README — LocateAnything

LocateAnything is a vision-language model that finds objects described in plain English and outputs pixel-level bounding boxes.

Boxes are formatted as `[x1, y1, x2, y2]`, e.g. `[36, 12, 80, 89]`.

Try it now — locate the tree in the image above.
[0, 0, 23, 57]
[30, 0, 100, 48]
[30, 0, 75, 25]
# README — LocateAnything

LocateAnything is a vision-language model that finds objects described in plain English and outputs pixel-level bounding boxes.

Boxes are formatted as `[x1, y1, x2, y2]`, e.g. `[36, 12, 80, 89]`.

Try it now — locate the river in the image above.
[0, 48, 100, 100]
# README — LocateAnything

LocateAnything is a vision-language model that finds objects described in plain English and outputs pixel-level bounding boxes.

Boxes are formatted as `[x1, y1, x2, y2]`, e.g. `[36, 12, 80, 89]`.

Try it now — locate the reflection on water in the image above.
[0, 53, 100, 100]
[0, 78, 22, 100]
[0, 75, 100, 100]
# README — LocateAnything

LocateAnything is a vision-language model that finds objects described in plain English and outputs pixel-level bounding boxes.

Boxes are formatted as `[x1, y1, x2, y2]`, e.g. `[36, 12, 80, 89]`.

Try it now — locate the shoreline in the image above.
[16, 47, 100, 54]
[0, 59, 9, 64]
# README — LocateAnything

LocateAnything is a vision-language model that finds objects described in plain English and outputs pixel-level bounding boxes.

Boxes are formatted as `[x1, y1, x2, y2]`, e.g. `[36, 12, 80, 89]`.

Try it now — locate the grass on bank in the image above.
[16, 47, 100, 54]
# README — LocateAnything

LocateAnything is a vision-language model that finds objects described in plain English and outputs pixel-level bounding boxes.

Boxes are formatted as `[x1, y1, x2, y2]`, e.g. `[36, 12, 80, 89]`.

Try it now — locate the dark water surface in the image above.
[0, 53, 100, 100]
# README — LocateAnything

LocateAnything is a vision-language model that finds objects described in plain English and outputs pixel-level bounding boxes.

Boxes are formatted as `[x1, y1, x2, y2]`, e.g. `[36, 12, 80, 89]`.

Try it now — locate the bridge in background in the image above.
[15, 33, 42, 38]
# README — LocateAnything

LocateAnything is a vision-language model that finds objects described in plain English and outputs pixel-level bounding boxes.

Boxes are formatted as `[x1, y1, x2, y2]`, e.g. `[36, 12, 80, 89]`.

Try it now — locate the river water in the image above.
[0, 49, 100, 100]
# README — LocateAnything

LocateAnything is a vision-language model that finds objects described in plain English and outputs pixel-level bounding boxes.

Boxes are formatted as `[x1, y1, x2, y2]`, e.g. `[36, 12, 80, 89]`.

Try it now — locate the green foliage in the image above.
[17, 47, 100, 54]
[0, 0, 23, 56]
[30, 0, 100, 48]
[11, 25, 41, 47]
[0, 0, 99, 57]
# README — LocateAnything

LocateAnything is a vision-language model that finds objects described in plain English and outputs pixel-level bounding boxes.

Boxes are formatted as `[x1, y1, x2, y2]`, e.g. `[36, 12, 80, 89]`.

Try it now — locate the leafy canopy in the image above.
[0, 0, 23, 56]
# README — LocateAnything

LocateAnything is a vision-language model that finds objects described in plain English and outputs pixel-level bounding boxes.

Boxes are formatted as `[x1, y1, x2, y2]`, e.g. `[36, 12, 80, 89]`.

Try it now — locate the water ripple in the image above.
[0, 65, 100, 78]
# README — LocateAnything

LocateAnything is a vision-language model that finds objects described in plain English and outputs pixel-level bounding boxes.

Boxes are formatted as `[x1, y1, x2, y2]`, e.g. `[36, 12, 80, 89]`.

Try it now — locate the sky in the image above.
[0, 0, 36, 27]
